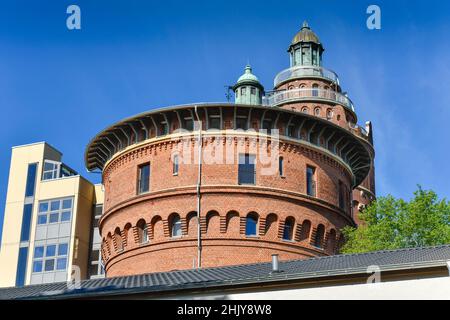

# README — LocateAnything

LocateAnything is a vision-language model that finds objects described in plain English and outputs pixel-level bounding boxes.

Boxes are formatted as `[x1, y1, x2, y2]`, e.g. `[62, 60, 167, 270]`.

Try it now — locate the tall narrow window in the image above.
[279, 157, 284, 176]
[15, 247, 29, 287]
[314, 224, 325, 248]
[173, 154, 179, 175]
[138, 163, 150, 194]
[262, 120, 272, 134]
[25, 163, 38, 197]
[19, 204, 33, 242]
[312, 84, 319, 97]
[338, 181, 345, 210]
[184, 117, 194, 131]
[245, 213, 258, 236]
[171, 215, 182, 237]
[282, 218, 295, 241]
[306, 166, 316, 197]
[137, 219, 148, 244]
[238, 154, 255, 185]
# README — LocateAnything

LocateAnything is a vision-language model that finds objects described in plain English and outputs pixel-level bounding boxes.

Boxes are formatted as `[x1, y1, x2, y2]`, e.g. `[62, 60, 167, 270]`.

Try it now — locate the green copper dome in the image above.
[291, 21, 321, 45]
[236, 65, 260, 84]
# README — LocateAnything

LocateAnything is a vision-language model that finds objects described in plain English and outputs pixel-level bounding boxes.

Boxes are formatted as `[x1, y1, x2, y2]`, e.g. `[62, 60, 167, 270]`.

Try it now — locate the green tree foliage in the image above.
[341, 186, 450, 254]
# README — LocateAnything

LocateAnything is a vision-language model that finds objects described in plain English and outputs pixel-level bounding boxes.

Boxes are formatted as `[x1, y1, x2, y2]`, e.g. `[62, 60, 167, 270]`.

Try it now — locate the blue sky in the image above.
[1, 0, 450, 242]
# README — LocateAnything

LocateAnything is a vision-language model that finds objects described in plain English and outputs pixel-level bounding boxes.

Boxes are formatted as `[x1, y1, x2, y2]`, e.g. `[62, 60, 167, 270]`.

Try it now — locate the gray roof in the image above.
[1, 245, 449, 300]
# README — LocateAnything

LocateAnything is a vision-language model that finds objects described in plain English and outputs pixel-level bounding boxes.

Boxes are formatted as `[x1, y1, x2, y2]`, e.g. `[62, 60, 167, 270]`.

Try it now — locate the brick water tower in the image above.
[85, 22, 375, 277]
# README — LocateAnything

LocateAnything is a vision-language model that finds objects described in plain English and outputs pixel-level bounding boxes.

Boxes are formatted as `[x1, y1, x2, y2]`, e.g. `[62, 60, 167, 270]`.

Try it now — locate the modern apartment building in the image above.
[0, 142, 104, 288]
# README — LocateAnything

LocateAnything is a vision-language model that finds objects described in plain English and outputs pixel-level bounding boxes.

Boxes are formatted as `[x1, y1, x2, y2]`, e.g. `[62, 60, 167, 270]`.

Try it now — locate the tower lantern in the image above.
[288, 21, 324, 67]
[233, 65, 264, 105]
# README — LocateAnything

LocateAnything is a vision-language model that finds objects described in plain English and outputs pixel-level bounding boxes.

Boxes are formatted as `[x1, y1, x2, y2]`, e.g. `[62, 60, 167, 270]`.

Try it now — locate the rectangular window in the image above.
[15, 247, 28, 287]
[37, 198, 73, 226]
[238, 154, 256, 185]
[236, 117, 247, 130]
[279, 157, 284, 177]
[160, 122, 168, 135]
[25, 163, 38, 197]
[250, 87, 256, 95]
[262, 120, 272, 134]
[338, 181, 345, 210]
[42, 160, 60, 181]
[287, 125, 295, 138]
[184, 118, 194, 131]
[209, 116, 221, 130]
[173, 155, 179, 175]
[306, 166, 316, 197]
[20, 204, 33, 242]
[138, 163, 150, 194]
[32, 243, 69, 274]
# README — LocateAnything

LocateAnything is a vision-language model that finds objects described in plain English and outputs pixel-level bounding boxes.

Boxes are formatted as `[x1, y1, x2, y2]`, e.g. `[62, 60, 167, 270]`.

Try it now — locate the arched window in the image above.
[301, 106, 309, 114]
[327, 229, 337, 252]
[326, 109, 333, 120]
[264, 213, 278, 237]
[314, 107, 321, 116]
[312, 84, 319, 97]
[314, 224, 325, 248]
[300, 220, 311, 242]
[171, 214, 182, 238]
[282, 217, 295, 241]
[245, 213, 258, 236]
[136, 219, 148, 244]
[114, 228, 123, 252]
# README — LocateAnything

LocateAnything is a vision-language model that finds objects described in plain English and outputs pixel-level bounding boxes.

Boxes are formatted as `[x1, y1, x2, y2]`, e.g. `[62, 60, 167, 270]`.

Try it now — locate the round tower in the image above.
[85, 22, 376, 277]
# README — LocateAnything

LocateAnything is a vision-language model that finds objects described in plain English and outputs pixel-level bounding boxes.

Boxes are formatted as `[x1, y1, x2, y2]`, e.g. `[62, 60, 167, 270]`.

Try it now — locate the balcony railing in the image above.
[274, 66, 340, 87]
[264, 88, 355, 112]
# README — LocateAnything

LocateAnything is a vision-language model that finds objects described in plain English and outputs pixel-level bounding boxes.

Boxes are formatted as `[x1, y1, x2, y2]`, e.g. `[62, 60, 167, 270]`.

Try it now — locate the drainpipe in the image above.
[194, 105, 203, 269]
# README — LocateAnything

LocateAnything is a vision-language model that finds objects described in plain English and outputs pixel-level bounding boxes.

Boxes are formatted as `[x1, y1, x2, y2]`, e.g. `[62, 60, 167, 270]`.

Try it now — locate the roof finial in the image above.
[302, 20, 309, 29]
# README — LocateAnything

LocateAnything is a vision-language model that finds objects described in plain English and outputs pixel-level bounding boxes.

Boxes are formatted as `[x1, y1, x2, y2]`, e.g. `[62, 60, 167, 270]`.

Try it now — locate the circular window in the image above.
[301, 107, 309, 114]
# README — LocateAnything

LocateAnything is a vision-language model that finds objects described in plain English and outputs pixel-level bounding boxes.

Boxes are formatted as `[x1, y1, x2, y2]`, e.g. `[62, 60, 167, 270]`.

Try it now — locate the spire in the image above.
[302, 20, 309, 29]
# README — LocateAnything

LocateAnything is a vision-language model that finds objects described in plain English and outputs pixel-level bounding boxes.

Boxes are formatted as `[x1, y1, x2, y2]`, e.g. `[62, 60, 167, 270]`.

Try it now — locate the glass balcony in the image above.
[274, 66, 339, 87]
[264, 88, 355, 112]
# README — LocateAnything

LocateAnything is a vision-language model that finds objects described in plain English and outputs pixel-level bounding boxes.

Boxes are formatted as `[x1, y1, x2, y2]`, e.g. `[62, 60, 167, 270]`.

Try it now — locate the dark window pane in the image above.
[236, 118, 247, 130]
[44, 259, 55, 271]
[25, 163, 37, 197]
[238, 155, 255, 185]
[20, 204, 33, 242]
[138, 164, 150, 194]
[15, 247, 28, 287]
[307, 166, 316, 197]
[279, 157, 284, 176]
[185, 119, 194, 131]
[89, 264, 99, 277]
[283, 221, 294, 240]
[49, 213, 59, 223]
[209, 117, 221, 129]
[90, 249, 100, 262]
[245, 216, 258, 236]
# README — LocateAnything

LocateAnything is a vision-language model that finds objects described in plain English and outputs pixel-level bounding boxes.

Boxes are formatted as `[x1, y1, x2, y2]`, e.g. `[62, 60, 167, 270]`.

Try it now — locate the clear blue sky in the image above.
[1, 0, 450, 242]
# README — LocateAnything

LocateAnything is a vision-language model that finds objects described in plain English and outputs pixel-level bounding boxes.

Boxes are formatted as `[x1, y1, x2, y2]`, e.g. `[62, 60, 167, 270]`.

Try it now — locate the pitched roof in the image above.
[1, 245, 449, 300]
